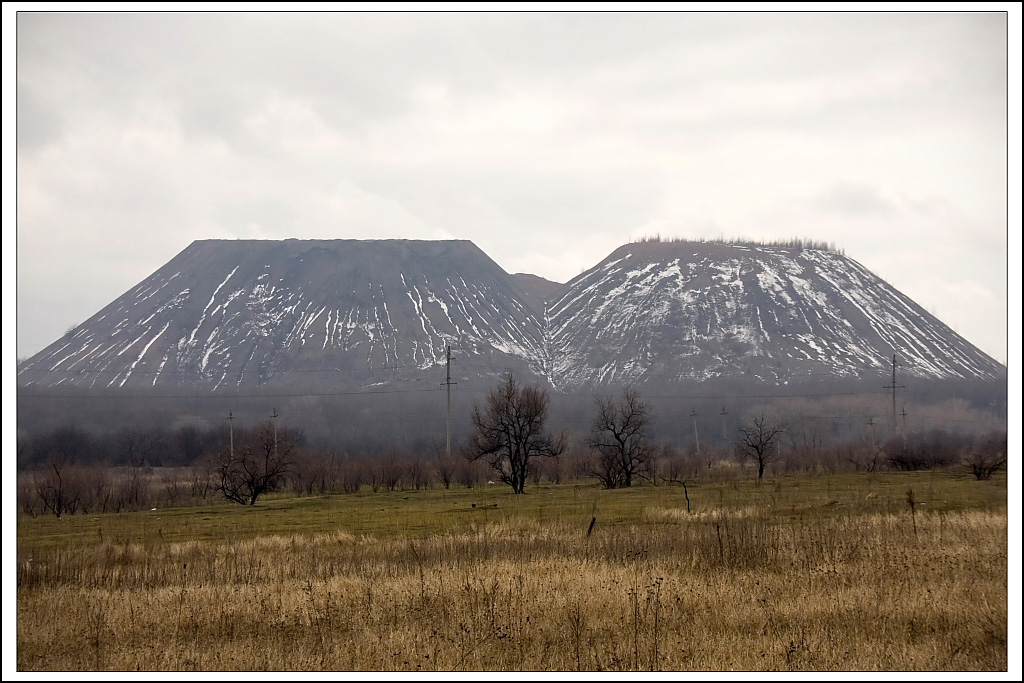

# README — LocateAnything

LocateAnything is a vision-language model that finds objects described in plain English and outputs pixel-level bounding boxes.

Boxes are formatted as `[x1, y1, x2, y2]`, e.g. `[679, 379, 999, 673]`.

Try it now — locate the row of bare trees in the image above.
[19, 458, 197, 518]
[463, 373, 1009, 494]
[464, 374, 794, 493]
[16, 372, 1007, 514]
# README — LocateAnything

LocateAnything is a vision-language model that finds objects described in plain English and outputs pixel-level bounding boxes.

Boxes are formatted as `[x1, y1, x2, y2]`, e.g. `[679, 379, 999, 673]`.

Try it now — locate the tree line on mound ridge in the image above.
[631, 234, 845, 253]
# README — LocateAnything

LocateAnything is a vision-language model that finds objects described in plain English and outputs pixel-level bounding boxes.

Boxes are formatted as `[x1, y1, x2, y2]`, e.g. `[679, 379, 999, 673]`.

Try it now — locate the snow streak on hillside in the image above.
[18, 240, 549, 390]
[18, 240, 1003, 391]
[543, 244, 1001, 389]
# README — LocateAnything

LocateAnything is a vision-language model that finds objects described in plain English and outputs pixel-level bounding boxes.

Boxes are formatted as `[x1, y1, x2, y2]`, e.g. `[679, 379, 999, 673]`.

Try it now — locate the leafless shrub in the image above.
[435, 447, 457, 489]
[189, 459, 215, 499]
[160, 469, 184, 505]
[78, 465, 113, 513]
[338, 456, 364, 493]
[963, 431, 1007, 480]
[216, 419, 298, 505]
[382, 453, 403, 492]
[34, 458, 82, 518]
[406, 454, 429, 491]
[885, 429, 965, 471]
[455, 457, 482, 489]
[661, 449, 701, 484]
[112, 460, 151, 512]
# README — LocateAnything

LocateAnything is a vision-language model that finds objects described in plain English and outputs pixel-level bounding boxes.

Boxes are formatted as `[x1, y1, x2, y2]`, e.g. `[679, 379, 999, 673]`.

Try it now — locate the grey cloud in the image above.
[214, 198, 298, 233]
[16, 85, 64, 151]
[814, 183, 898, 217]
[13, 11, 1010, 365]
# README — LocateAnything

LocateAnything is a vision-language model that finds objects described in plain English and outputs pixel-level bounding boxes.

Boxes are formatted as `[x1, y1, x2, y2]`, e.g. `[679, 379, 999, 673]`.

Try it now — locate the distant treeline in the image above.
[15, 369, 1008, 518]
[632, 234, 845, 254]
[15, 412, 1007, 517]
[16, 374, 1005, 470]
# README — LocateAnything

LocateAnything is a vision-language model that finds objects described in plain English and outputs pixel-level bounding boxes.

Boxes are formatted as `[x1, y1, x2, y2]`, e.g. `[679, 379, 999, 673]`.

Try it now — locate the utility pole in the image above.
[883, 354, 904, 439]
[720, 407, 728, 446]
[441, 345, 457, 458]
[228, 411, 234, 459]
[272, 409, 279, 457]
[900, 407, 908, 443]
[691, 408, 700, 459]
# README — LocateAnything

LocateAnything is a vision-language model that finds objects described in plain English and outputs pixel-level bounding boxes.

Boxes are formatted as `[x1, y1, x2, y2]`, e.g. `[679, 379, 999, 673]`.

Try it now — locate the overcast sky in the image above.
[8, 8, 1018, 365]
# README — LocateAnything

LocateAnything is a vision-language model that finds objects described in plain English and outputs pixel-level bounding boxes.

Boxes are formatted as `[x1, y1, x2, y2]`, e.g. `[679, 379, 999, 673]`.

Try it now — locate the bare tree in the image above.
[189, 458, 216, 499]
[18, 472, 42, 517]
[216, 419, 298, 505]
[786, 415, 828, 473]
[406, 454, 429, 490]
[455, 457, 482, 489]
[543, 454, 565, 485]
[885, 430, 962, 471]
[963, 431, 1007, 480]
[382, 452, 403, 492]
[586, 388, 653, 489]
[735, 412, 787, 479]
[847, 421, 884, 473]
[662, 449, 699, 484]
[338, 456, 364, 494]
[368, 458, 385, 493]
[112, 458, 150, 512]
[160, 469, 184, 506]
[435, 446, 456, 489]
[34, 458, 81, 518]
[465, 373, 566, 494]
[80, 465, 113, 514]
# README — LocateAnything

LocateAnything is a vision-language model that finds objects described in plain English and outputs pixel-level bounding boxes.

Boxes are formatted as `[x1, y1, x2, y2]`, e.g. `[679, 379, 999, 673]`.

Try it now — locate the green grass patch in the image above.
[17, 470, 1007, 558]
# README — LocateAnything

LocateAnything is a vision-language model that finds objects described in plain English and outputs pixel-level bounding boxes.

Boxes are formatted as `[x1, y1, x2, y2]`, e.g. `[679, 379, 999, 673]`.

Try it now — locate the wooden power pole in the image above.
[441, 345, 456, 458]
[883, 354, 904, 439]
[691, 408, 700, 459]
[272, 408, 279, 457]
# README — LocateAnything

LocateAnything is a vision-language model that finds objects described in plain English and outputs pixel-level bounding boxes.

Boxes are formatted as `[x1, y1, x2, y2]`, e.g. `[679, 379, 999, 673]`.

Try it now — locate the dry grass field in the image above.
[16, 471, 1007, 672]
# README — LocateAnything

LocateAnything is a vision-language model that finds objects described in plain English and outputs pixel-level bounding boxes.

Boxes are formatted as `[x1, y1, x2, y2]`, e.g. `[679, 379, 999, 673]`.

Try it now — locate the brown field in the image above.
[16, 471, 1008, 672]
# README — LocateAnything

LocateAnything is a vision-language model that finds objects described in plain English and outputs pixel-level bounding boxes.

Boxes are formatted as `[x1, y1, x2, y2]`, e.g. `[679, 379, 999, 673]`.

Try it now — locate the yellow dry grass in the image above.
[17, 488, 1007, 672]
